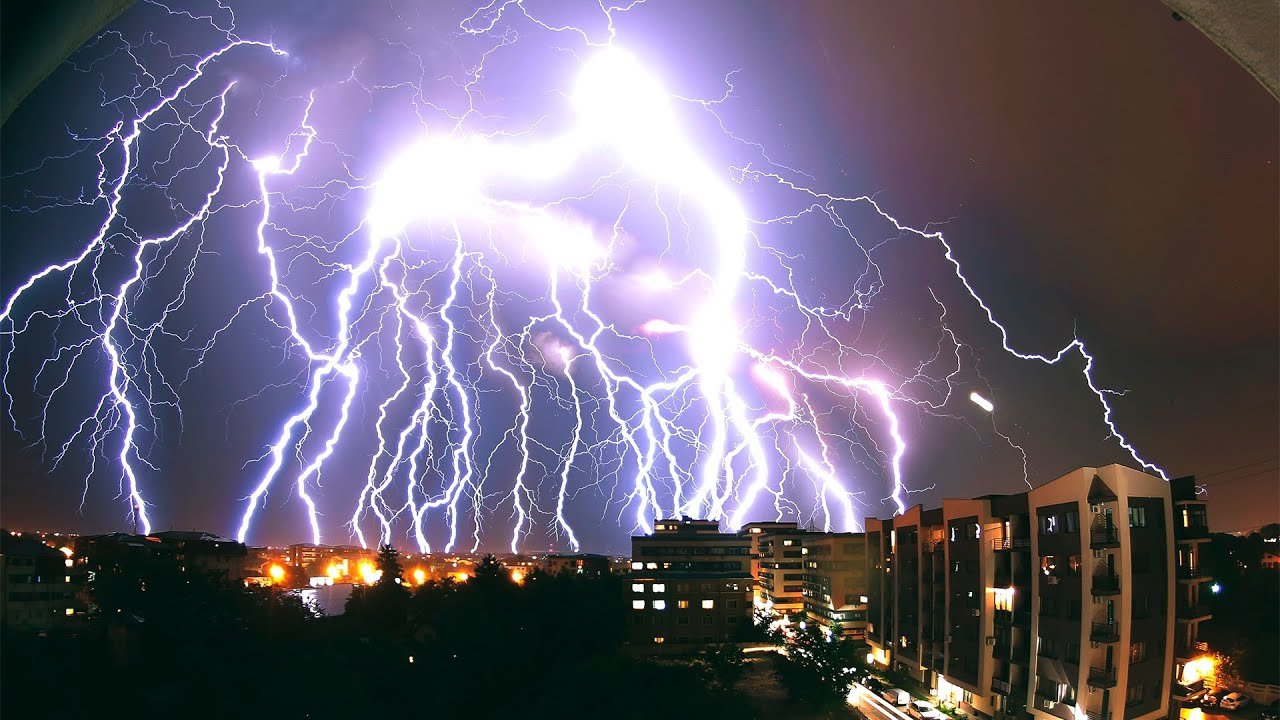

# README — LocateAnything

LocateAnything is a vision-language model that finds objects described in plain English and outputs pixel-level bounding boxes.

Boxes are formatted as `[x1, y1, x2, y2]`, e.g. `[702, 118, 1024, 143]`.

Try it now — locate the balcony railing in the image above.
[1177, 524, 1210, 540]
[992, 678, 1013, 696]
[1177, 604, 1211, 620]
[1087, 667, 1117, 688]
[1090, 526, 1120, 549]
[1090, 622, 1119, 643]
[1176, 566, 1211, 580]
[1086, 711, 1112, 720]
[1091, 573, 1120, 596]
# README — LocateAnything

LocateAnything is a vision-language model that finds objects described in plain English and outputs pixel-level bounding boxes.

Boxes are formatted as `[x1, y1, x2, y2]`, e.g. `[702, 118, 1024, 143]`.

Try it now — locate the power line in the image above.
[1197, 458, 1279, 480]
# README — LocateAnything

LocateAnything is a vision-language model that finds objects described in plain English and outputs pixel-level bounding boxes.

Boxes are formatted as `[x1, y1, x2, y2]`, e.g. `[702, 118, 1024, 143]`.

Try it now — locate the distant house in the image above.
[1261, 552, 1280, 570]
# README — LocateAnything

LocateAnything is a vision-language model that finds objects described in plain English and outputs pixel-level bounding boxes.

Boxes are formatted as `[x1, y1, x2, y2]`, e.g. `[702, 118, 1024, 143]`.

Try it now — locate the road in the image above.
[848, 682, 915, 720]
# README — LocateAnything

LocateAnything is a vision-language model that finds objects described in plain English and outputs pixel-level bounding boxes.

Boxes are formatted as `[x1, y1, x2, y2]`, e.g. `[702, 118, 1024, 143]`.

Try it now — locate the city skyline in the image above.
[2, 2, 1276, 553]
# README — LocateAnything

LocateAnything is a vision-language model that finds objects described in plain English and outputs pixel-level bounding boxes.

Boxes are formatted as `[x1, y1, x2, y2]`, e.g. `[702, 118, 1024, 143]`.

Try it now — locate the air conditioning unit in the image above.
[985, 636, 995, 646]
[1093, 550, 1103, 559]
[1091, 641, 1099, 649]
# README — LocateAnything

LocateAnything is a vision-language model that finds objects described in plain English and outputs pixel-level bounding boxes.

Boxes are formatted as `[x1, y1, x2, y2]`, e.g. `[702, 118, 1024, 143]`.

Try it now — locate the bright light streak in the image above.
[969, 392, 994, 413]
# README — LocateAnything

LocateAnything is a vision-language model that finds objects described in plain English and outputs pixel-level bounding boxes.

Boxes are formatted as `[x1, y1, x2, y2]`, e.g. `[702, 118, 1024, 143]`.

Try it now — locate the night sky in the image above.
[1, 1, 1275, 552]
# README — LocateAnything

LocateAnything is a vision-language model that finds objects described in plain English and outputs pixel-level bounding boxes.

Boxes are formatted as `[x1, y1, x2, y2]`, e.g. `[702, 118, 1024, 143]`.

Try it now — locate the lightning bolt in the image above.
[1, 2, 1165, 550]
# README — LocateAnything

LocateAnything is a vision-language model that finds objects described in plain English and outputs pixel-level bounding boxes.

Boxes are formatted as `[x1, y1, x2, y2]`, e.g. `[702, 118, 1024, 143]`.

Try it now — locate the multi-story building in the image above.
[801, 531, 868, 639]
[866, 465, 1180, 720]
[148, 531, 247, 581]
[1170, 475, 1214, 706]
[756, 527, 811, 616]
[542, 553, 610, 576]
[628, 517, 753, 647]
[0, 531, 82, 630]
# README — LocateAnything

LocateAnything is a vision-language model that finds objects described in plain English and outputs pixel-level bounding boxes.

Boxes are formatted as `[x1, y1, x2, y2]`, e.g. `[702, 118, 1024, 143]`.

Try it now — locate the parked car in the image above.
[881, 688, 911, 706]
[1258, 700, 1278, 720]
[864, 677, 886, 694]
[1201, 692, 1222, 708]
[908, 700, 939, 719]
[1221, 693, 1252, 711]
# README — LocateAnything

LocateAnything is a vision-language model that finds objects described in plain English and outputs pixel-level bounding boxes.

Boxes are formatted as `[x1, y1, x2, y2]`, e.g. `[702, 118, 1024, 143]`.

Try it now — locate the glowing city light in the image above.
[1210, 582, 1221, 594]
[0, 3, 1169, 552]
[268, 564, 285, 583]
[412, 568, 427, 585]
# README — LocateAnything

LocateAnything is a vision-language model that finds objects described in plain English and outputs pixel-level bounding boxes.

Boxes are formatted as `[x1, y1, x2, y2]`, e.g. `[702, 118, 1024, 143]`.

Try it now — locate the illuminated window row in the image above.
[632, 600, 717, 610]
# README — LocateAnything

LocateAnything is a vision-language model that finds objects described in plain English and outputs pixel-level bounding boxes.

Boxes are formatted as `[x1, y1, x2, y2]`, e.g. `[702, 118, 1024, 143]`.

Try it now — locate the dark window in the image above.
[1039, 516, 1058, 534]
[1129, 507, 1147, 528]
[702, 615, 713, 625]
[1130, 641, 1147, 663]
[1063, 511, 1079, 533]
[1127, 684, 1145, 705]
[1066, 641, 1080, 664]
[1040, 597, 1059, 616]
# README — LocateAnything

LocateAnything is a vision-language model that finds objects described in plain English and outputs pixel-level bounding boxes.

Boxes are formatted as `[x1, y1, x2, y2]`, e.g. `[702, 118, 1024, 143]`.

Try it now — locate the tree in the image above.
[698, 643, 745, 690]
[375, 543, 405, 585]
[777, 623, 858, 709]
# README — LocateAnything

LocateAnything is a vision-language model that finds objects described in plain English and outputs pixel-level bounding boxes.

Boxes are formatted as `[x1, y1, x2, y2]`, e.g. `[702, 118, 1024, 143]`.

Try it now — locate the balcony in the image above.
[994, 609, 1013, 626]
[1086, 712, 1112, 720]
[1091, 573, 1120, 596]
[1177, 566, 1212, 582]
[992, 678, 1013, 696]
[1177, 524, 1210, 540]
[1090, 526, 1120, 549]
[1090, 622, 1119, 643]
[1087, 666, 1117, 689]
[1177, 604, 1212, 622]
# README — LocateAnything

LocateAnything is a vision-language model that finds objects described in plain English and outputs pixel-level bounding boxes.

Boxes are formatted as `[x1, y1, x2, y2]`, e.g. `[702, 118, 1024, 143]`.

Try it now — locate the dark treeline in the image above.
[1, 545, 770, 719]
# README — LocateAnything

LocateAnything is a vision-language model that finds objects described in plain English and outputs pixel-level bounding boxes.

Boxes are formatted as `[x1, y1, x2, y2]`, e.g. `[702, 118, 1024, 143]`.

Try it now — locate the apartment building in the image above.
[801, 531, 868, 639]
[0, 531, 82, 629]
[866, 465, 1178, 720]
[542, 553, 609, 576]
[628, 517, 753, 647]
[148, 531, 247, 581]
[741, 520, 799, 606]
[757, 527, 811, 615]
[1170, 475, 1214, 706]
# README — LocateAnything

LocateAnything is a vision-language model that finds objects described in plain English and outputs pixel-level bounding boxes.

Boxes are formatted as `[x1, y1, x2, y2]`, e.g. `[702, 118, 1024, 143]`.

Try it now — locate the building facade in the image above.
[628, 517, 753, 647]
[148, 531, 247, 581]
[1170, 475, 1215, 707]
[866, 465, 1179, 720]
[756, 527, 810, 615]
[0, 531, 82, 630]
[542, 553, 610, 576]
[802, 531, 868, 639]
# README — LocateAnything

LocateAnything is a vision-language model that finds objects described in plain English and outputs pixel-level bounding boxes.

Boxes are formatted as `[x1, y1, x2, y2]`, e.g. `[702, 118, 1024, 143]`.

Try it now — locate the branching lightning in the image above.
[0, 1, 1165, 550]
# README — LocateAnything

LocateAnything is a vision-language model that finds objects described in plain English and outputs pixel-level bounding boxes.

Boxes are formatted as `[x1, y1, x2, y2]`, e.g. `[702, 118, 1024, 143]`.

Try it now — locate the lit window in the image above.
[646, 562, 658, 570]
[702, 600, 715, 609]
[653, 600, 667, 610]
[632, 600, 645, 610]
[678, 600, 690, 609]
[751, 528, 762, 534]
[632, 583, 644, 593]
[655, 524, 665, 531]
[64, 608, 73, 616]
[974, 524, 981, 539]
[64, 576, 71, 583]
[654, 636, 665, 644]
[653, 583, 665, 593]
[631, 561, 643, 570]
[783, 539, 794, 547]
